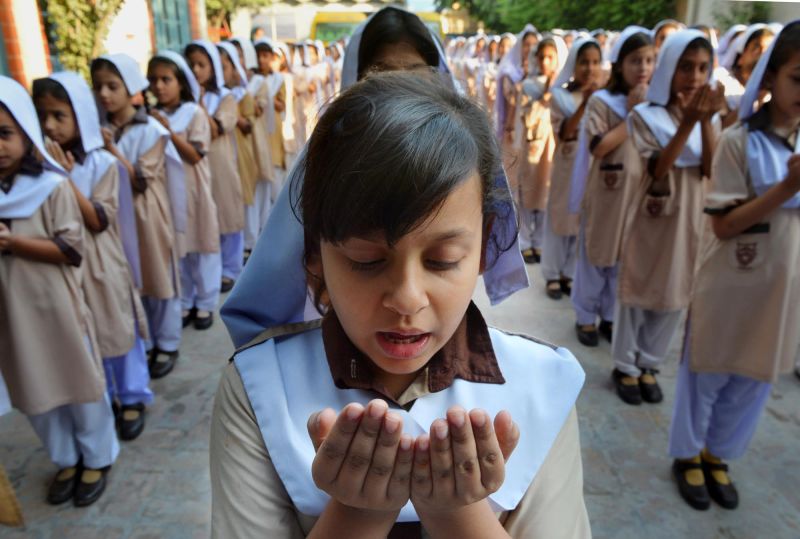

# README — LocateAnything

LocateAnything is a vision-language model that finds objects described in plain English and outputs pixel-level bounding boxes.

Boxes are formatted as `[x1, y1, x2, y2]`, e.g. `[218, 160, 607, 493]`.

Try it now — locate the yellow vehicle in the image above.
[310, 11, 444, 43]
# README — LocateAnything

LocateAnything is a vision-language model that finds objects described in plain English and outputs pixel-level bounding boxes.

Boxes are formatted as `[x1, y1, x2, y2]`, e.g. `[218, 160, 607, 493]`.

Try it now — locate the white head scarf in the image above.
[47, 71, 104, 153]
[609, 26, 651, 64]
[97, 53, 149, 95]
[497, 24, 539, 83]
[188, 39, 226, 91]
[232, 37, 258, 70]
[153, 50, 201, 102]
[552, 37, 599, 88]
[653, 19, 685, 40]
[721, 24, 768, 70]
[0, 76, 65, 219]
[218, 41, 248, 89]
[718, 24, 747, 56]
[646, 29, 713, 106]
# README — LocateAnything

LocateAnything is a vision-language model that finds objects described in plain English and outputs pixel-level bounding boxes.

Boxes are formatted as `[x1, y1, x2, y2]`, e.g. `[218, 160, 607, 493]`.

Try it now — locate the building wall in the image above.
[0, 0, 51, 86]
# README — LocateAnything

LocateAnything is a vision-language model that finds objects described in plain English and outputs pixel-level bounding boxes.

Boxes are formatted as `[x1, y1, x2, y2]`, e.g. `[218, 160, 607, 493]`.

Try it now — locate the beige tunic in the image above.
[282, 73, 300, 156]
[269, 83, 287, 171]
[689, 123, 800, 382]
[618, 108, 714, 311]
[581, 96, 642, 268]
[501, 78, 521, 185]
[251, 81, 274, 183]
[235, 93, 260, 207]
[176, 106, 219, 255]
[209, 94, 245, 235]
[0, 180, 105, 415]
[210, 362, 591, 539]
[547, 91, 582, 237]
[517, 86, 554, 211]
[79, 163, 148, 357]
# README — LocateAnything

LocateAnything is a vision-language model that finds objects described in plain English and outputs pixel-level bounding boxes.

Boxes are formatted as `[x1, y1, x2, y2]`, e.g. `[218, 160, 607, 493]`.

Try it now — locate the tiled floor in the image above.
[2, 267, 799, 538]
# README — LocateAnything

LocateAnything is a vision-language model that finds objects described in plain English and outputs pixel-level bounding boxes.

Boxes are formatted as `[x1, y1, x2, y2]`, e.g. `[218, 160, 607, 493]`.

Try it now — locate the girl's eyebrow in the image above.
[428, 228, 472, 242]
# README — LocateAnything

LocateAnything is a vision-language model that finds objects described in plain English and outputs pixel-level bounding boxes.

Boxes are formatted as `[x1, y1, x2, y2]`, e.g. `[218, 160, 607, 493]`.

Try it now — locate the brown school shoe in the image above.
[639, 368, 663, 403]
[74, 466, 110, 507]
[546, 280, 563, 300]
[120, 403, 146, 441]
[612, 368, 642, 405]
[702, 450, 739, 510]
[673, 457, 711, 511]
[47, 464, 80, 505]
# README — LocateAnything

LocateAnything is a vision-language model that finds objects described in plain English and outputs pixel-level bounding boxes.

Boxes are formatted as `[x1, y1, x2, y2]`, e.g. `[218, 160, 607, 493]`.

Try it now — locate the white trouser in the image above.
[518, 209, 545, 251]
[142, 295, 182, 352]
[540, 213, 576, 282]
[180, 252, 222, 312]
[612, 304, 684, 377]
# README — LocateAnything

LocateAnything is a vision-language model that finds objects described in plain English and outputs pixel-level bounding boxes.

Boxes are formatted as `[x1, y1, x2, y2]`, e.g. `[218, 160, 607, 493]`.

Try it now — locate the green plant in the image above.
[713, 0, 770, 29]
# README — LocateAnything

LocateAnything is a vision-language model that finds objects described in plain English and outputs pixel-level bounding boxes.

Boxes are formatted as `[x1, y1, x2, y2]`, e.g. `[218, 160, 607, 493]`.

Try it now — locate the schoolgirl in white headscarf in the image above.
[669, 20, 800, 512]
[148, 50, 221, 332]
[717, 24, 776, 122]
[230, 38, 276, 255]
[90, 52, 187, 380]
[495, 25, 540, 142]
[514, 35, 568, 270]
[185, 40, 244, 294]
[0, 75, 119, 507]
[34, 71, 153, 442]
[255, 38, 292, 191]
[615, 30, 723, 406]
[567, 26, 654, 351]
[539, 38, 603, 293]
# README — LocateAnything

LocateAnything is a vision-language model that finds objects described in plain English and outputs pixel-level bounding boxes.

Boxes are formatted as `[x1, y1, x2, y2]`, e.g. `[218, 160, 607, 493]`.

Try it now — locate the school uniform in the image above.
[668, 37, 800, 458]
[0, 76, 118, 470]
[153, 51, 223, 316]
[614, 31, 719, 377]
[211, 304, 590, 538]
[247, 72, 275, 245]
[265, 71, 287, 194]
[221, 7, 530, 348]
[190, 41, 245, 283]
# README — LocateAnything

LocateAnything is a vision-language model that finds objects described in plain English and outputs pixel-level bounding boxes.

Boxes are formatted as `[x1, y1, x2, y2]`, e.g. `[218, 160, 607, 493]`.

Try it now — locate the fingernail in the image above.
[418, 437, 429, 452]
[384, 415, 399, 434]
[451, 411, 465, 428]
[400, 437, 412, 451]
[346, 405, 362, 421]
[369, 401, 386, 419]
[471, 411, 486, 427]
[434, 422, 448, 440]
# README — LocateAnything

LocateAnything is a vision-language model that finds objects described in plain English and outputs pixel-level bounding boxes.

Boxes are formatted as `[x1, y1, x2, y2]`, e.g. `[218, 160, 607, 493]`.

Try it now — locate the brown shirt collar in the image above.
[321, 301, 505, 404]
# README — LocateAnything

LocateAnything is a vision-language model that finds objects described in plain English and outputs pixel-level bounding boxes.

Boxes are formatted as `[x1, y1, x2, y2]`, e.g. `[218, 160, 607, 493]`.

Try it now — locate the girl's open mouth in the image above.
[376, 331, 431, 359]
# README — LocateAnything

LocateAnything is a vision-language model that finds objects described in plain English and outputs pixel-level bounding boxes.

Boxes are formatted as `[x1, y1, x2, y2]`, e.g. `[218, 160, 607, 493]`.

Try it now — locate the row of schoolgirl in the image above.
[0, 35, 342, 508]
[452, 21, 800, 512]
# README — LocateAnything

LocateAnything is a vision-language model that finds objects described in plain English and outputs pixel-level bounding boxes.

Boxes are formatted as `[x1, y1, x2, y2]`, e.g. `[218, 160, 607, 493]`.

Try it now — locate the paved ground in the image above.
[2, 265, 799, 538]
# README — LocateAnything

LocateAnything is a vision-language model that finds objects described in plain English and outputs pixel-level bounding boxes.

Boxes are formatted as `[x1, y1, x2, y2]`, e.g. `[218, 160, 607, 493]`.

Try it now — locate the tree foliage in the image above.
[42, 0, 125, 78]
[206, 0, 271, 33]
[437, 0, 676, 33]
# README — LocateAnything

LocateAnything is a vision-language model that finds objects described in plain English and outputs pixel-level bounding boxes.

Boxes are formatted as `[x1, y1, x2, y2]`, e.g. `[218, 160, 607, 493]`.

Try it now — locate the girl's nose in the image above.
[382, 267, 429, 317]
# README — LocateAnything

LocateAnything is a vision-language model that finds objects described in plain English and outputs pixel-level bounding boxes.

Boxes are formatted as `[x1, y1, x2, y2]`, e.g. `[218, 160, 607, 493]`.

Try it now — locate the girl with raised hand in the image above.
[255, 39, 290, 196]
[185, 40, 244, 294]
[34, 71, 153, 441]
[541, 37, 603, 304]
[147, 51, 221, 331]
[0, 76, 118, 507]
[568, 28, 655, 347]
[670, 21, 800, 512]
[615, 30, 724, 406]
[91, 53, 186, 380]
[210, 70, 590, 539]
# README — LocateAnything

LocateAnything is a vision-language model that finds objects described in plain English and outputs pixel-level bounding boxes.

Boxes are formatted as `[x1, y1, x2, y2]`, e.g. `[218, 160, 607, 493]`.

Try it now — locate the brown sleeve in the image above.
[210, 362, 306, 539]
[48, 181, 84, 267]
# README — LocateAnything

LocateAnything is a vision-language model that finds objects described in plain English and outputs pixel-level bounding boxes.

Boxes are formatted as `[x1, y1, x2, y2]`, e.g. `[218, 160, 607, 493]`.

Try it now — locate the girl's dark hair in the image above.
[566, 41, 601, 91]
[684, 36, 714, 57]
[0, 102, 42, 177]
[90, 58, 130, 95]
[357, 8, 440, 79]
[184, 44, 217, 91]
[606, 32, 653, 95]
[32, 78, 71, 104]
[766, 22, 800, 77]
[147, 57, 195, 104]
[536, 37, 557, 55]
[734, 28, 775, 72]
[296, 71, 513, 312]
[255, 42, 274, 55]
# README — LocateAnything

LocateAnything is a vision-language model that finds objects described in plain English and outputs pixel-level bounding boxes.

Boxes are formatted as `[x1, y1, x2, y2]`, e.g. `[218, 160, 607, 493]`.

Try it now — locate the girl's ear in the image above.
[479, 215, 495, 275]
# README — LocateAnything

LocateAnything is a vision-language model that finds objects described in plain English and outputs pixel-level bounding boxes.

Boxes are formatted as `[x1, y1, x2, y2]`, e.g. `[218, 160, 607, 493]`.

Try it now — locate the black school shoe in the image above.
[74, 467, 110, 507]
[673, 458, 711, 511]
[639, 368, 664, 403]
[546, 280, 563, 300]
[612, 368, 642, 405]
[47, 464, 81, 505]
[148, 348, 178, 379]
[194, 311, 214, 331]
[598, 319, 613, 343]
[182, 307, 197, 328]
[120, 403, 146, 441]
[560, 278, 572, 296]
[575, 323, 599, 347]
[220, 278, 235, 293]
[521, 248, 541, 264]
[702, 459, 739, 509]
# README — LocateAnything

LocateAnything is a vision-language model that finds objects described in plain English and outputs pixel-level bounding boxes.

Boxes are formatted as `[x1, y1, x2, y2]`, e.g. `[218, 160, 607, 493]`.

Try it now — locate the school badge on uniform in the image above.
[735, 242, 757, 269]
[646, 197, 664, 217]
[603, 172, 619, 189]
